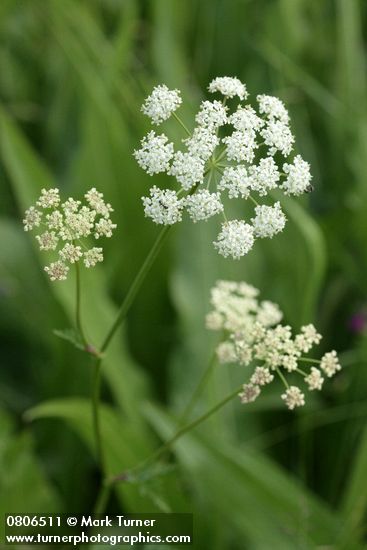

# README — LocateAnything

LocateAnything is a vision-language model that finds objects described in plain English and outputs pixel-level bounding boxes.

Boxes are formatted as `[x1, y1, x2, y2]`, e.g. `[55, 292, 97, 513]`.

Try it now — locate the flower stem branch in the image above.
[92, 358, 105, 473]
[178, 352, 217, 425]
[75, 262, 87, 346]
[172, 112, 191, 137]
[99, 226, 171, 353]
[111, 384, 243, 484]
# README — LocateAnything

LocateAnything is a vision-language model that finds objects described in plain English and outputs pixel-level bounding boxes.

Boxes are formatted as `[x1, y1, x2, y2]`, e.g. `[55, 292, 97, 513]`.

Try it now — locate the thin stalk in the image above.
[112, 384, 243, 482]
[178, 352, 217, 425]
[276, 367, 289, 389]
[100, 226, 171, 353]
[172, 112, 191, 137]
[298, 357, 321, 364]
[92, 358, 105, 473]
[93, 480, 112, 514]
[248, 195, 260, 207]
[75, 262, 87, 346]
[296, 368, 308, 377]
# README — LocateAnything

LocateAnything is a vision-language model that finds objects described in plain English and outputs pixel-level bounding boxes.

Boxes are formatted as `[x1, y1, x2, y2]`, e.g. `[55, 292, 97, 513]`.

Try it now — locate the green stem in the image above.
[112, 384, 243, 482]
[92, 358, 105, 473]
[298, 357, 321, 364]
[248, 195, 260, 207]
[172, 112, 191, 137]
[99, 226, 171, 353]
[75, 262, 87, 346]
[276, 367, 289, 389]
[296, 368, 308, 377]
[93, 480, 112, 514]
[178, 352, 217, 425]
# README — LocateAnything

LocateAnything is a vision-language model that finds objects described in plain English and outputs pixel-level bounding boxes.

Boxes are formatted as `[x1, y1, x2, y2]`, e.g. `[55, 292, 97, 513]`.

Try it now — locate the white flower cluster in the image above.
[135, 77, 313, 260]
[206, 280, 341, 410]
[23, 188, 116, 281]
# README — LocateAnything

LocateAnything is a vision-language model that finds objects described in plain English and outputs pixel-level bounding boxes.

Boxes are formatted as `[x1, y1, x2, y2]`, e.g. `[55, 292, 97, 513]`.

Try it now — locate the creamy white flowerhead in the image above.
[141, 84, 182, 125]
[208, 76, 248, 100]
[281, 386, 305, 410]
[23, 187, 116, 281]
[142, 186, 184, 226]
[195, 100, 228, 130]
[218, 166, 251, 199]
[282, 155, 312, 196]
[168, 151, 205, 190]
[206, 280, 341, 410]
[135, 77, 313, 259]
[134, 131, 174, 175]
[251, 202, 286, 238]
[213, 221, 254, 259]
[185, 190, 223, 222]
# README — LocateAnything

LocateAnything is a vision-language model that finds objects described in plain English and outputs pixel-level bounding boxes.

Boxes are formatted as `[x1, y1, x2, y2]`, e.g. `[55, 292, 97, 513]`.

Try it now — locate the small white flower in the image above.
[84, 247, 103, 268]
[46, 210, 64, 230]
[85, 188, 113, 217]
[185, 190, 223, 222]
[239, 383, 260, 404]
[261, 120, 294, 156]
[61, 207, 96, 240]
[62, 198, 81, 214]
[37, 188, 60, 209]
[294, 324, 322, 353]
[36, 231, 59, 251]
[305, 367, 324, 391]
[223, 130, 258, 163]
[257, 94, 289, 123]
[249, 157, 280, 196]
[282, 155, 312, 196]
[281, 386, 305, 410]
[205, 310, 223, 331]
[133, 131, 174, 175]
[251, 202, 286, 238]
[214, 220, 255, 259]
[195, 100, 227, 130]
[59, 243, 83, 263]
[233, 338, 253, 365]
[184, 127, 219, 161]
[208, 76, 248, 100]
[218, 166, 251, 199]
[320, 350, 341, 378]
[141, 84, 182, 125]
[95, 217, 117, 239]
[250, 366, 274, 386]
[216, 341, 237, 364]
[44, 260, 69, 281]
[142, 186, 184, 225]
[229, 106, 264, 132]
[168, 151, 205, 190]
[23, 206, 42, 231]
[256, 300, 283, 327]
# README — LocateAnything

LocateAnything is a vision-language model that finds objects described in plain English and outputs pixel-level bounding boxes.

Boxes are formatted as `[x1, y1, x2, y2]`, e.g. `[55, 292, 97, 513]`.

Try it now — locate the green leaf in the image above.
[144, 402, 364, 549]
[26, 398, 190, 514]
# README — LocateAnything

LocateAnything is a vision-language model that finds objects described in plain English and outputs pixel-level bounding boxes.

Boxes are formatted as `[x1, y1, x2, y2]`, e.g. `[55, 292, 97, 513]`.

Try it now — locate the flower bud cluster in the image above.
[23, 188, 116, 281]
[206, 280, 341, 409]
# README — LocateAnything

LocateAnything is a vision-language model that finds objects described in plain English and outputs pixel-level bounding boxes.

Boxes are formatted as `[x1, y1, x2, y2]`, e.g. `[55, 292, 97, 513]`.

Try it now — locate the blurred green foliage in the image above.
[1, 0, 367, 548]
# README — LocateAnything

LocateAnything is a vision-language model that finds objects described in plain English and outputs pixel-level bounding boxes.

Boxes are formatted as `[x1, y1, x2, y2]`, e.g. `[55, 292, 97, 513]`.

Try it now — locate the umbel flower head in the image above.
[206, 280, 341, 410]
[23, 188, 116, 281]
[134, 77, 313, 260]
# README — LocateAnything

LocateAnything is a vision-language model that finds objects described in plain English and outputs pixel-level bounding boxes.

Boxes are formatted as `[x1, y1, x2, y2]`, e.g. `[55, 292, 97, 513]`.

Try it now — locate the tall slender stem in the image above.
[178, 352, 217, 425]
[172, 112, 191, 137]
[100, 226, 171, 353]
[75, 262, 87, 346]
[92, 358, 105, 473]
[112, 384, 243, 483]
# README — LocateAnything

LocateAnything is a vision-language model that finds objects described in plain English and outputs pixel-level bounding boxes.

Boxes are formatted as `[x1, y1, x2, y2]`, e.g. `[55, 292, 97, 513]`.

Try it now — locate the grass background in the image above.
[1, 0, 367, 548]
